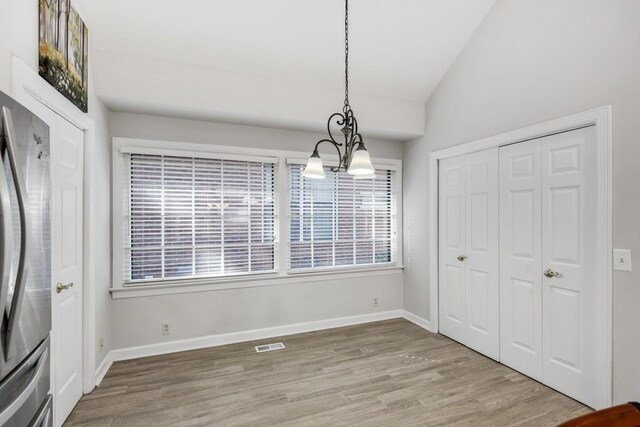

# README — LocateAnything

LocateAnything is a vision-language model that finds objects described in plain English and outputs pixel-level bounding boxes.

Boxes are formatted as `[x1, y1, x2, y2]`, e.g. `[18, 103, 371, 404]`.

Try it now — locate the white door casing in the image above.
[438, 155, 466, 343]
[52, 115, 84, 425]
[540, 126, 606, 409]
[464, 148, 499, 360]
[499, 140, 543, 380]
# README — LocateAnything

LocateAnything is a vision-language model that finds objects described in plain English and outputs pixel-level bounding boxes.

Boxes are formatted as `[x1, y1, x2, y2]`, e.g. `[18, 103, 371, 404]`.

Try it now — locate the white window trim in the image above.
[111, 137, 404, 298]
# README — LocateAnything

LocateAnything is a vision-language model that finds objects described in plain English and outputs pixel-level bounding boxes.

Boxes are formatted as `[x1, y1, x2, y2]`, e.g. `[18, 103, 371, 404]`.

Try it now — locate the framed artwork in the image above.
[39, 0, 89, 113]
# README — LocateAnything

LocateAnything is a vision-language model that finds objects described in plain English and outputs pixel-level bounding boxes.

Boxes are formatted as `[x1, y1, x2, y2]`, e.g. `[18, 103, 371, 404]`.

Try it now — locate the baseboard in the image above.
[110, 310, 404, 362]
[94, 352, 114, 387]
[402, 310, 436, 333]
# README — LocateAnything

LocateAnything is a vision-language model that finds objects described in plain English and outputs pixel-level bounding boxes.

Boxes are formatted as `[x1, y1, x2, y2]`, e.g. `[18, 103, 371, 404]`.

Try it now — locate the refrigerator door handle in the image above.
[0, 345, 48, 426]
[1, 107, 31, 361]
[0, 117, 14, 342]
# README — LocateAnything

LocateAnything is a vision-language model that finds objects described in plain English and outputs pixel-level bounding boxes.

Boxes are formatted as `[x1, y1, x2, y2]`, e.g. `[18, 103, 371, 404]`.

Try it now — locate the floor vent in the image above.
[255, 342, 286, 353]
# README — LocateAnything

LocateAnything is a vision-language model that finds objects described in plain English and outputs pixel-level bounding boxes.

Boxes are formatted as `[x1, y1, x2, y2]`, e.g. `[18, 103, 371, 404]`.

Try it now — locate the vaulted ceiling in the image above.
[76, 0, 494, 140]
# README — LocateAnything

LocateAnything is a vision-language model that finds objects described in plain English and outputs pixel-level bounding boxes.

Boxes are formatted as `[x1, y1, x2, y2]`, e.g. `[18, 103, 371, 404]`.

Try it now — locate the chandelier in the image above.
[303, 0, 375, 179]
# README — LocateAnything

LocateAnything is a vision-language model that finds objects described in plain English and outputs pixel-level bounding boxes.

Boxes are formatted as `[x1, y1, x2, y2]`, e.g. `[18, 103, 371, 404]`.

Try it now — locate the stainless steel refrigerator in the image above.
[0, 91, 52, 427]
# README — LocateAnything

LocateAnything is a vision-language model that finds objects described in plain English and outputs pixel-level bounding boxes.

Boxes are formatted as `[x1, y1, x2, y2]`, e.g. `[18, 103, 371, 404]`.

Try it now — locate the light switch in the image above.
[613, 249, 632, 272]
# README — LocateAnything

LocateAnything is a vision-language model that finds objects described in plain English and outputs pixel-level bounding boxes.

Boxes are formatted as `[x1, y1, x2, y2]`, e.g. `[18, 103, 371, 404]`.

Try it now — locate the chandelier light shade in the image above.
[347, 143, 375, 175]
[302, 150, 326, 179]
[303, 0, 375, 179]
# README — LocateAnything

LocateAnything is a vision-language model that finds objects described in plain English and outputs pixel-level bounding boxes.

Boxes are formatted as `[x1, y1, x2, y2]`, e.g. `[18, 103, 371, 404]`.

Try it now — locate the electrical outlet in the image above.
[373, 297, 379, 307]
[162, 322, 171, 335]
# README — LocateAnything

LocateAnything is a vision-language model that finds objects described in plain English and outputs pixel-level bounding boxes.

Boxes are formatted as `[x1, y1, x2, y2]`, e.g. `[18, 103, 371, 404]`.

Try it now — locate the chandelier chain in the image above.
[344, 0, 349, 111]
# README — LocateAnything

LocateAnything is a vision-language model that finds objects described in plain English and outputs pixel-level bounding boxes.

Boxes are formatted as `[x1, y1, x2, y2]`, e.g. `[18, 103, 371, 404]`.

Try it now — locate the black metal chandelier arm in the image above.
[341, 108, 353, 129]
[344, 132, 363, 159]
[350, 113, 359, 137]
[326, 112, 347, 145]
[313, 138, 345, 171]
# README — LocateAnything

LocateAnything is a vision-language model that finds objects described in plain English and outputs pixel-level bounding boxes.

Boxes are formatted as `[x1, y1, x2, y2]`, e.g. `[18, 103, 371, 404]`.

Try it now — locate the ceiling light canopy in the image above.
[303, 0, 375, 180]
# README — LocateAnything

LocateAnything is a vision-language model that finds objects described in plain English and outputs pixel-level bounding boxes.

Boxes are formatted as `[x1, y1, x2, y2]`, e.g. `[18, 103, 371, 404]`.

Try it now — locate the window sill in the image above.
[109, 265, 404, 299]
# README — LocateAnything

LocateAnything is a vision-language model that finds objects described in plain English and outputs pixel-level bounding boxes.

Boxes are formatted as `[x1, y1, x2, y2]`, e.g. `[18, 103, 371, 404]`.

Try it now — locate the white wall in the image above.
[0, 0, 113, 369]
[95, 51, 426, 142]
[109, 112, 404, 160]
[109, 112, 404, 350]
[0, 0, 9, 90]
[0, 0, 26, 91]
[112, 274, 403, 349]
[403, 0, 640, 403]
[89, 85, 111, 368]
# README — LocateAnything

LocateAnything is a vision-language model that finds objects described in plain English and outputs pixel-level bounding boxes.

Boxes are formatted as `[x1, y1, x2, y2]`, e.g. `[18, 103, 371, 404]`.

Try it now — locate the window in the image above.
[122, 152, 276, 284]
[112, 138, 403, 294]
[288, 164, 396, 271]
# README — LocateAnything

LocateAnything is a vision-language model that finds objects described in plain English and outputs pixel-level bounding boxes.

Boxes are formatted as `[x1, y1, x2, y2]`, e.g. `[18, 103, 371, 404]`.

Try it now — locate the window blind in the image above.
[288, 164, 396, 270]
[123, 153, 276, 283]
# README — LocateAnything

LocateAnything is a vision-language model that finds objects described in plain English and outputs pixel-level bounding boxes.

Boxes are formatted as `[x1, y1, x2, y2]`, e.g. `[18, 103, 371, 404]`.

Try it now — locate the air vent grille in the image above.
[255, 342, 285, 353]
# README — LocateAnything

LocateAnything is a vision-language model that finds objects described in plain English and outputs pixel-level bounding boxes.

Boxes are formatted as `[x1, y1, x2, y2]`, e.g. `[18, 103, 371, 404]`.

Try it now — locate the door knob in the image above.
[543, 269, 560, 278]
[457, 255, 466, 262]
[56, 282, 74, 293]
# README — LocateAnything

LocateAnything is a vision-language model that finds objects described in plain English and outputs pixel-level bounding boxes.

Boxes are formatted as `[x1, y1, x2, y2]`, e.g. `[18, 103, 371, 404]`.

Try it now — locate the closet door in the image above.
[541, 126, 604, 408]
[464, 149, 499, 360]
[438, 155, 466, 343]
[499, 140, 543, 380]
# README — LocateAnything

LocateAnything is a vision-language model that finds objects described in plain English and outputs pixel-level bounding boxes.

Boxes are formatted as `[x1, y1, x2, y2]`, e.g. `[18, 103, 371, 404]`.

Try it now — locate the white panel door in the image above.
[499, 140, 543, 380]
[438, 155, 466, 343]
[52, 116, 84, 426]
[540, 126, 605, 408]
[16, 97, 85, 425]
[464, 148, 499, 360]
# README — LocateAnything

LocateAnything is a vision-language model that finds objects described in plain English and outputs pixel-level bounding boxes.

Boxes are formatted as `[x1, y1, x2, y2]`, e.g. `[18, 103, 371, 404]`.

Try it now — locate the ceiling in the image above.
[76, 0, 495, 139]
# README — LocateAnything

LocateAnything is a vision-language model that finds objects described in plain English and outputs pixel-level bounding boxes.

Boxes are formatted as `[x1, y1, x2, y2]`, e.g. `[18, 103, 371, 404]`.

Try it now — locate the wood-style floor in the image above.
[65, 319, 590, 426]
